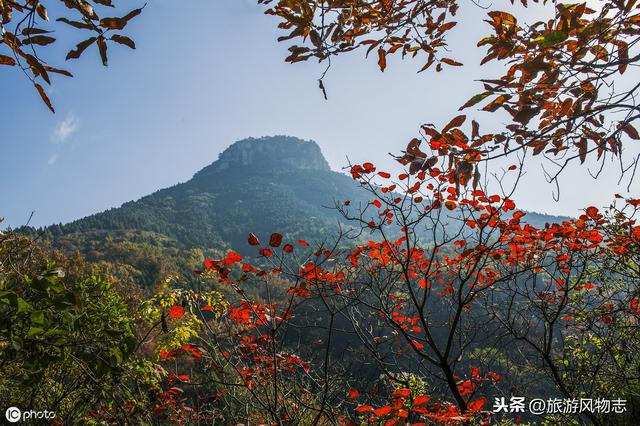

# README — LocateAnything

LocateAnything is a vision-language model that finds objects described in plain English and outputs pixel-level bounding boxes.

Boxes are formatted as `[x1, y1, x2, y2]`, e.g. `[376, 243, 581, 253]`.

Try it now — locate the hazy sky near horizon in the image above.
[2, 0, 638, 229]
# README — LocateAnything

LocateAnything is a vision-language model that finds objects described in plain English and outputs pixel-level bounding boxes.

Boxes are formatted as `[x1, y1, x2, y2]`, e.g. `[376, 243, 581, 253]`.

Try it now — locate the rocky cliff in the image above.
[194, 136, 331, 180]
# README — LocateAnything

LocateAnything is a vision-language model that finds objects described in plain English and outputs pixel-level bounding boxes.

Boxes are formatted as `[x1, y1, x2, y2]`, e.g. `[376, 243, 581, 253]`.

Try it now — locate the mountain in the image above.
[21, 137, 371, 285]
[43, 136, 367, 251]
[24, 136, 569, 287]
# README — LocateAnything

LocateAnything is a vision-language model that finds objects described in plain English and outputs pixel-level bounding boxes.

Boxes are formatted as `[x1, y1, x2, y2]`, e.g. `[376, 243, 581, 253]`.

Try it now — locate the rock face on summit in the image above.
[195, 136, 331, 179]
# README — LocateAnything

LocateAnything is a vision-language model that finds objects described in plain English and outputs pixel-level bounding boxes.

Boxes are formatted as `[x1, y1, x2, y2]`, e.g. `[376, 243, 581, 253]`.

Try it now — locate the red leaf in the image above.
[443, 115, 466, 133]
[169, 306, 185, 319]
[457, 380, 473, 396]
[297, 239, 310, 246]
[223, 251, 243, 265]
[468, 397, 486, 412]
[373, 405, 392, 416]
[377, 48, 387, 72]
[411, 339, 425, 349]
[372, 200, 382, 208]
[487, 372, 501, 382]
[181, 344, 203, 359]
[260, 248, 273, 257]
[248, 232, 260, 246]
[347, 388, 360, 399]
[445, 200, 457, 210]
[586, 206, 599, 218]
[621, 123, 639, 140]
[503, 198, 516, 211]
[242, 263, 257, 272]
[618, 41, 629, 74]
[392, 388, 411, 398]
[413, 395, 430, 406]
[110, 34, 135, 49]
[0, 54, 16, 66]
[229, 306, 251, 324]
[34, 83, 55, 113]
[269, 233, 283, 247]
[283, 244, 294, 253]
[441, 57, 463, 67]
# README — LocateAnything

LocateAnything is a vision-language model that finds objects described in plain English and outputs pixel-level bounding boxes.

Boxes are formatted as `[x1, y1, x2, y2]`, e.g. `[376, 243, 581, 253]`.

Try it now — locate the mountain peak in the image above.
[196, 136, 331, 178]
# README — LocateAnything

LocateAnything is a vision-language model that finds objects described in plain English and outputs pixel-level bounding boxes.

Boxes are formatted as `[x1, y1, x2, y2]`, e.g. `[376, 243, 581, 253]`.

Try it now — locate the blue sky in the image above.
[1, 0, 637, 229]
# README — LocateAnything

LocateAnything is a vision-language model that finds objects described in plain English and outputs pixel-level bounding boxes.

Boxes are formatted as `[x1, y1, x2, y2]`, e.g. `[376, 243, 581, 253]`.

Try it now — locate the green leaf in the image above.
[109, 347, 123, 365]
[30, 310, 46, 325]
[26, 326, 44, 338]
[459, 91, 491, 110]
[534, 31, 568, 48]
[17, 297, 32, 313]
[0, 290, 17, 306]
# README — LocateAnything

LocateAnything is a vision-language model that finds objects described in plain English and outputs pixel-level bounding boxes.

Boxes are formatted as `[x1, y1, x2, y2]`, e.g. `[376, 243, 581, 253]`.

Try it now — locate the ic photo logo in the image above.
[5, 407, 56, 423]
[5, 407, 21, 423]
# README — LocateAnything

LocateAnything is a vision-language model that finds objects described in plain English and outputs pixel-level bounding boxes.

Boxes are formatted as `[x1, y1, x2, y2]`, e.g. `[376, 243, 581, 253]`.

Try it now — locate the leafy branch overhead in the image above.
[460, 4, 640, 171]
[258, 0, 463, 73]
[260, 0, 640, 186]
[0, 0, 145, 112]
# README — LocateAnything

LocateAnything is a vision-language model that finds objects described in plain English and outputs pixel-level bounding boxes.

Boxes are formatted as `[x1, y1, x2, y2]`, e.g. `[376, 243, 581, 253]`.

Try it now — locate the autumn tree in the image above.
[483, 197, 640, 425]
[166, 166, 639, 424]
